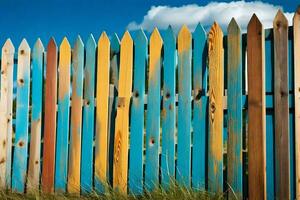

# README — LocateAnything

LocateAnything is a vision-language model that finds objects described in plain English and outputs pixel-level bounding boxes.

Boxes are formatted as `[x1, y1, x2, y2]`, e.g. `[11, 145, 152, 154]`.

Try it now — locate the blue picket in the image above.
[161, 26, 176, 188]
[81, 34, 96, 194]
[129, 29, 147, 194]
[55, 37, 71, 192]
[192, 23, 207, 190]
[176, 25, 192, 186]
[12, 39, 31, 193]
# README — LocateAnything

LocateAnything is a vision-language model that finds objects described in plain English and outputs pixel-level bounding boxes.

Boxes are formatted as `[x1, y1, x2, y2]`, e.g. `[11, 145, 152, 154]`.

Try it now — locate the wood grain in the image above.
[294, 7, 300, 199]
[113, 31, 133, 193]
[247, 14, 266, 200]
[208, 22, 224, 193]
[42, 38, 58, 194]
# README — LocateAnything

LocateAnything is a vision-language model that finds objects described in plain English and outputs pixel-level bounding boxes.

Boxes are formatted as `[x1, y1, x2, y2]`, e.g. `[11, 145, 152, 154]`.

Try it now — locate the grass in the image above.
[0, 184, 225, 200]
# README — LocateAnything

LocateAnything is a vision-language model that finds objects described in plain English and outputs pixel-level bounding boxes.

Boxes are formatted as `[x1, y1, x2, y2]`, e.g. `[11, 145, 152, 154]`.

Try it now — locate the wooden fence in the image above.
[0, 9, 299, 199]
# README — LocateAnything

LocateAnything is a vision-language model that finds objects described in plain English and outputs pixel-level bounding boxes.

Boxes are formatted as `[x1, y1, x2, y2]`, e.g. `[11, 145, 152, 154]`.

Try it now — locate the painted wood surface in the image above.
[207, 22, 224, 193]
[81, 34, 96, 194]
[129, 29, 147, 194]
[12, 39, 31, 193]
[145, 28, 163, 191]
[0, 39, 14, 190]
[27, 39, 44, 192]
[113, 31, 133, 193]
[161, 26, 176, 189]
[95, 32, 110, 193]
[192, 23, 207, 190]
[293, 7, 300, 199]
[227, 18, 243, 199]
[68, 36, 84, 194]
[247, 14, 266, 200]
[42, 38, 58, 193]
[177, 25, 192, 187]
[273, 10, 290, 199]
[54, 37, 71, 193]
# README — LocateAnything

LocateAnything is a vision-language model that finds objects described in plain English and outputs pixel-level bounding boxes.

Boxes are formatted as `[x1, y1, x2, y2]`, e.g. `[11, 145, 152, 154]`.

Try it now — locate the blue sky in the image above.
[0, 0, 298, 46]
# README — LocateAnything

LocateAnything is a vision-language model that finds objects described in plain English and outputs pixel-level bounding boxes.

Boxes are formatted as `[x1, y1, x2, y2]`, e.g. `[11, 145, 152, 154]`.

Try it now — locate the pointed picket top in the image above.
[228, 18, 241, 34]
[274, 9, 288, 29]
[74, 35, 84, 50]
[163, 25, 176, 44]
[48, 37, 57, 51]
[60, 37, 70, 51]
[2, 38, 15, 54]
[178, 25, 191, 39]
[208, 22, 223, 53]
[134, 29, 147, 45]
[150, 28, 163, 46]
[33, 38, 44, 52]
[193, 23, 206, 37]
[18, 38, 30, 53]
[98, 32, 110, 47]
[111, 33, 120, 52]
[178, 25, 192, 52]
[121, 31, 133, 46]
[86, 34, 96, 49]
[248, 14, 263, 32]
[293, 6, 300, 22]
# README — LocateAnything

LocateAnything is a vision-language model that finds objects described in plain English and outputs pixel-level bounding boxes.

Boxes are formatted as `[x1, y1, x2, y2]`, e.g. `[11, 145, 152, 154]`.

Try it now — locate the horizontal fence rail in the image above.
[0, 8, 299, 199]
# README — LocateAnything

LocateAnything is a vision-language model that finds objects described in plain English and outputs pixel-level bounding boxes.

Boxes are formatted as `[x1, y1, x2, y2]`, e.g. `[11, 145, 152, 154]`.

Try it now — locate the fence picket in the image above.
[247, 14, 266, 199]
[113, 31, 133, 193]
[227, 18, 243, 199]
[273, 10, 290, 199]
[42, 38, 58, 193]
[161, 26, 176, 188]
[95, 32, 110, 193]
[192, 23, 207, 190]
[293, 7, 300, 199]
[54, 37, 71, 192]
[27, 39, 44, 192]
[81, 34, 96, 194]
[129, 29, 147, 194]
[177, 25, 192, 186]
[0, 39, 14, 190]
[208, 22, 224, 193]
[145, 28, 163, 191]
[12, 39, 31, 193]
[68, 36, 84, 194]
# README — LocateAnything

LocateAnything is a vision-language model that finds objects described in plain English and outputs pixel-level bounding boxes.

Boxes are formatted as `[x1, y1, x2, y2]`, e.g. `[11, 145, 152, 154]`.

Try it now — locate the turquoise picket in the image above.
[129, 29, 147, 194]
[12, 39, 31, 193]
[108, 34, 120, 185]
[161, 26, 176, 188]
[81, 34, 96, 194]
[227, 19, 243, 199]
[192, 23, 207, 190]
[145, 28, 163, 191]
[55, 38, 71, 192]
[176, 25, 192, 186]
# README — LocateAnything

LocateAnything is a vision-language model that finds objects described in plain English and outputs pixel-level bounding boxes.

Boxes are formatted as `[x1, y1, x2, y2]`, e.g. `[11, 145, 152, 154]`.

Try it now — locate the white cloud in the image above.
[127, 1, 294, 32]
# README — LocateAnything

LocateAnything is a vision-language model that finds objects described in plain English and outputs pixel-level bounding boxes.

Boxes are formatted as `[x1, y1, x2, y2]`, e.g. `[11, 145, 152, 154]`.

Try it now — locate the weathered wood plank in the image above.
[145, 28, 163, 191]
[227, 18, 243, 200]
[68, 36, 84, 194]
[247, 14, 266, 200]
[54, 37, 71, 193]
[81, 34, 96, 194]
[192, 23, 207, 190]
[129, 29, 147, 194]
[177, 25, 192, 187]
[273, 10, 290, 199]
[42, 38, 58, 193]
[113, 31, 133, 193]
[208, 22, 224, 193]
[161, 26, 176, 188]
[27, 39, 44, 192]
[12, 39, 31, 193]
[110, 34, 120, 88]
[0, 39, 14, 189]
[293, 7, 300, 199]
[95, 32, 110, 193]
